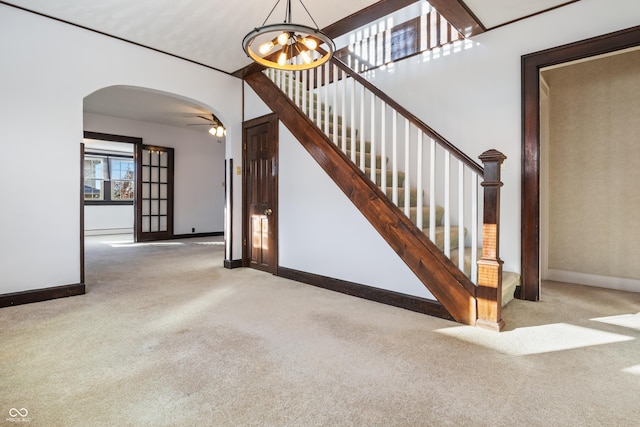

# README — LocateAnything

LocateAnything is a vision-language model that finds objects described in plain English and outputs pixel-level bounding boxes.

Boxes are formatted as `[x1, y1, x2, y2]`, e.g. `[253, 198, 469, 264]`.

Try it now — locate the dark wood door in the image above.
[136, 144, 174, 242]
[243, 114, 278, 273]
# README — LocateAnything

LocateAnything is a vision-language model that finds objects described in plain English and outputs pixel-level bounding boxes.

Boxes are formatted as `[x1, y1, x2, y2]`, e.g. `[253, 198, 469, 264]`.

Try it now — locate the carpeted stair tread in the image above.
[314, 118, 358, 138]
[330, 135, 369, 152]
[408, 206, 445, 229]
[422, 226, 466, 251]
[365, 168, 405, 187]
[344, 150, 385, 168]
[385, 187, 420, 207]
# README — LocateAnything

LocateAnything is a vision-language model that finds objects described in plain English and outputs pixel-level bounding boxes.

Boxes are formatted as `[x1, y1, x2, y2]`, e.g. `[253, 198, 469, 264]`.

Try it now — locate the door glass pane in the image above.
[160, 168, 168, 183]
[151, 216, 159, 232]
[142, 216, 150, 232]
[142, 150, 150, 165]
[142, 183, 150, 199]
[142, 166, 150, 181]
[160, 184, 167, 199]
[151, 184, 159, 199]
[142, 200, 150, 215]
[151, 167, 159, 183]
[160, 152, 168, 167]
[160, 200, 167, 215]
[151, 200, 159, 215]
[160, 216, 167, 231]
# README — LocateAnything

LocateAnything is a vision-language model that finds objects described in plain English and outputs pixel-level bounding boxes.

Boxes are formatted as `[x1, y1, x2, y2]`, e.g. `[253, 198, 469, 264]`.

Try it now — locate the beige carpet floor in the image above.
[1, 234, 639, 426]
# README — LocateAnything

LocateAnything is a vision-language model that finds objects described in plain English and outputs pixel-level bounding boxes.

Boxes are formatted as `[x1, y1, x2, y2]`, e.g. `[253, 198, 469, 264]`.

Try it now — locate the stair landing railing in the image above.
[264, 56, 506, 330]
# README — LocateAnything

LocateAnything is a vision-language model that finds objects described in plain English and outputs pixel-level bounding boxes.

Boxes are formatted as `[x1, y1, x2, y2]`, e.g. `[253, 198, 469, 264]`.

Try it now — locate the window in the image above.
[84, 153, 134, 203]
[109, 158, 135, 200]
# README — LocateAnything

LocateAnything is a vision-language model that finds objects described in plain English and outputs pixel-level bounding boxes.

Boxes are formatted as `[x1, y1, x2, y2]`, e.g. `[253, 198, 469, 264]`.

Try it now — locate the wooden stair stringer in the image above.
[246, 71, 477, 325]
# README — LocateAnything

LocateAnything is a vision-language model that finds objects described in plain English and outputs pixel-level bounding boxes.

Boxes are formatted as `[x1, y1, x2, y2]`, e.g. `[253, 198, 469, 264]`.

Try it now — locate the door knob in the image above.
[264, 208, 273, 216]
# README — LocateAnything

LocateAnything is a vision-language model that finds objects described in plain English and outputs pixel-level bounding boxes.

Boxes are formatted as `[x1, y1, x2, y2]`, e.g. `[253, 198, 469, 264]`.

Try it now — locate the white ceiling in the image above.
[5, 0, 578, 130]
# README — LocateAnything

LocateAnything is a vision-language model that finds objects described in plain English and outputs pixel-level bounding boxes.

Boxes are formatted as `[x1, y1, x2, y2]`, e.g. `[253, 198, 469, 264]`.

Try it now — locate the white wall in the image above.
[84, 113, 226, 235]
[243, 85, 433, 298]
[278, 125, 434, 299]
[364, 0, 640, 273]
[85, 205, 134, 234]
[0, 5, 241, 294]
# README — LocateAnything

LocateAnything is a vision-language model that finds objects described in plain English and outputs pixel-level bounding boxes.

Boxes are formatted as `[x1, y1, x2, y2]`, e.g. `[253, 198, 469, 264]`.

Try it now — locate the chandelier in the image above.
[242, 0, 335, 71]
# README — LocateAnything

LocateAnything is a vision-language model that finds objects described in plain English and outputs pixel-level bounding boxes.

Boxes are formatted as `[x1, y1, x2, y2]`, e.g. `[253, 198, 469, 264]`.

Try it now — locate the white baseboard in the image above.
[546, 269, 640, 293]
[85, 228, 133, 236]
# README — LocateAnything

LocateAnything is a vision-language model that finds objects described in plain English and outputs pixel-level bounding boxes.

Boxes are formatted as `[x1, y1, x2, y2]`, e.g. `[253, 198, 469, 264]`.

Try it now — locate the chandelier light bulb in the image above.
[215, 126, 225, 138]
[277, 51, 287, 66]
[300, 49, 311, 64]
[303, 38, 317, 50]
[277, 32, 289, 46]
[259, 41, 274, 54]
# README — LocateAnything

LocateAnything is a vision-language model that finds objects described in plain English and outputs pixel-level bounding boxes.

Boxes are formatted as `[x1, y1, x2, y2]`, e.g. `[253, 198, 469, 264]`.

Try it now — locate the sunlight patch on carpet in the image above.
[591, 313, 640, 331]
[435, 323, 634, 356]
[622, 364, 640, 376]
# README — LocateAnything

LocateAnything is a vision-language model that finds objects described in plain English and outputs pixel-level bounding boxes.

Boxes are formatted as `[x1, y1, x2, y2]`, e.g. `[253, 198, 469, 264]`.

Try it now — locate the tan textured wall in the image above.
[543, 50, 640, 280]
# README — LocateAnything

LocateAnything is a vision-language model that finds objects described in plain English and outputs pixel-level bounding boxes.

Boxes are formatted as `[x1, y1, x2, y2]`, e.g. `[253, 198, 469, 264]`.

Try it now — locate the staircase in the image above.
[245, 57, 515, 329]
[321, 97, 519, 308]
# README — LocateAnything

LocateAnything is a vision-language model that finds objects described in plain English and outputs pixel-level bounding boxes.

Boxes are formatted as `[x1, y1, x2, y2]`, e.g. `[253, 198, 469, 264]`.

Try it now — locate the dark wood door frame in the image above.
[242, 113, 279, 274]
[520, 25, 640, 301]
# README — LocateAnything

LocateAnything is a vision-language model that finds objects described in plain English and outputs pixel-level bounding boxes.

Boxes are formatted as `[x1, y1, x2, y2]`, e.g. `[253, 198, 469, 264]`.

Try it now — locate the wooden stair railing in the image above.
[246, 70, 476, 324]
[245, 60, 505, 330]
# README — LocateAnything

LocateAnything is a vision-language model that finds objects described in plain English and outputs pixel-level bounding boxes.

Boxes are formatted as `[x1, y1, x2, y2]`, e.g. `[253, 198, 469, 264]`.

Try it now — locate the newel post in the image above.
[476, 149, 506, 331]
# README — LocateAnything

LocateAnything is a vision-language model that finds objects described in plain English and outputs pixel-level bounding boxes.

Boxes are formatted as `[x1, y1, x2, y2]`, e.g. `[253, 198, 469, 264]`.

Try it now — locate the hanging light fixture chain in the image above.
[261, 0, 282, 26]
[298, 0, 320, 30]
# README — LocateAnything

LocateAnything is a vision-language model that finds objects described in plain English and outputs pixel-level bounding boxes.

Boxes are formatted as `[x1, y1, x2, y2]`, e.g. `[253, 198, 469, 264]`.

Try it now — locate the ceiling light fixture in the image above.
[242, 0, 335, 71]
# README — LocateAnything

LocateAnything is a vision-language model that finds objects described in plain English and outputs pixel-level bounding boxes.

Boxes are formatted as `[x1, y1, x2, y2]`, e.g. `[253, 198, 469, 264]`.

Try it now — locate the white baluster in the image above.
[392, 111, 398, 205]
[333, 64, 338, 147]
[360, 83, 365, 171]
[458, 161, 465, 271]
[301, 69, 307, 116]
[444, 151, 451, 257]
[416, 131, 423, 229]
[316, 68, 322, 127]
[404, 119, 410, 215]
[380, 101, 386, 191]
[370, 94, 376, 182]
[340, 69, 346, 152]
[294, 68, 300, 108]
[350, 78, 356, 162]
[308, 68, 314, 124]
[324, 63, 330, 135]
[471, 172, 478, 284]
[429, 139, 436, 242]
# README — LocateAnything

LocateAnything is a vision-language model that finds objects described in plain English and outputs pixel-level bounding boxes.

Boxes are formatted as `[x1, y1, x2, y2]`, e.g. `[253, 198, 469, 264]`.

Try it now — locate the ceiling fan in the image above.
[188, 114, 226, 138]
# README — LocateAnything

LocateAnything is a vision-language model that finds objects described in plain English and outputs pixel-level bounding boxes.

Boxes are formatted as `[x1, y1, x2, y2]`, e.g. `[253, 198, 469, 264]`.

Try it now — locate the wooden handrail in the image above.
[329, 56, 485, 176]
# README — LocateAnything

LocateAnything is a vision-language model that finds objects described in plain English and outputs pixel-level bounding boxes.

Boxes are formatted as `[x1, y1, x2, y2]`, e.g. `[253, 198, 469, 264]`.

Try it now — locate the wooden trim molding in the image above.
[83, 131, 142, 144]
[0, 284, 85, 308]
[322, 0, 417, 39]
[80, 143, 85, 285]
[224, 259, 243, 269]
[171, 232, 223, 239]
[428, 0, 485, 37]
[520, 25, 640, 301]
[278, 267, 454, 320]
